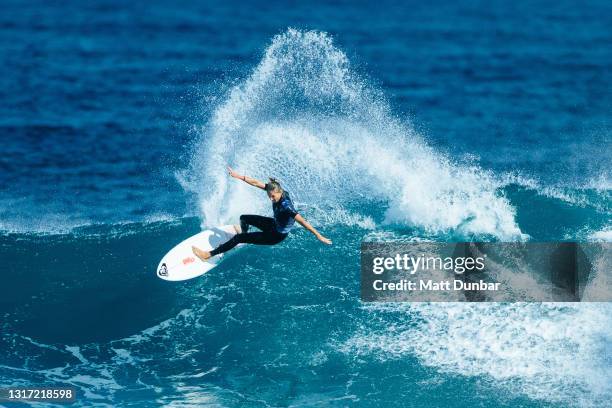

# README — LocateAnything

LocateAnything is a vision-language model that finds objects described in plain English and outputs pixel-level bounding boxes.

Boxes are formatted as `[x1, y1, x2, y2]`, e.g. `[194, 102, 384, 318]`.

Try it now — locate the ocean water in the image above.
[1, 1, 611, 407]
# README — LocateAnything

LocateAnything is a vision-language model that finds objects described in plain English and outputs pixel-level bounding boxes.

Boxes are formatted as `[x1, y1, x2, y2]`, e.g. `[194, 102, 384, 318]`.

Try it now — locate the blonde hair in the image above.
[265, 177, 283, 194]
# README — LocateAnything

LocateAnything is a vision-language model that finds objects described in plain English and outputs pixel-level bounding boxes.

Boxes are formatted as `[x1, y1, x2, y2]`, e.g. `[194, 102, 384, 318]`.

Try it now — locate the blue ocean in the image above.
[1, 1, 611, 406]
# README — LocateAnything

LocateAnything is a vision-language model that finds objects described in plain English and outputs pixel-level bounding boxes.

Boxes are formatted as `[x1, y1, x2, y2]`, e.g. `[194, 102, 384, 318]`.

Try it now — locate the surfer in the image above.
[192, 167, 332, 261]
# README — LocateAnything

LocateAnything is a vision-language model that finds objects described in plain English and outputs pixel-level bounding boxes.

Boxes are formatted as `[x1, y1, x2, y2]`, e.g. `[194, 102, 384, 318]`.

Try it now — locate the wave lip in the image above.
[185, 29, 523, 239]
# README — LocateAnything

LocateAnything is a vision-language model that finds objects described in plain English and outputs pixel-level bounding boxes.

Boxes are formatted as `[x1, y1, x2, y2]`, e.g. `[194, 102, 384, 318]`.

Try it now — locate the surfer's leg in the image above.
[192, 226, 259, 261]
[208, 235, 242, 257]
[239, 214, 275, 233]
[236, 231, 287, 246]
[208, 230, 286, 257]
[198, 231, 255, 260]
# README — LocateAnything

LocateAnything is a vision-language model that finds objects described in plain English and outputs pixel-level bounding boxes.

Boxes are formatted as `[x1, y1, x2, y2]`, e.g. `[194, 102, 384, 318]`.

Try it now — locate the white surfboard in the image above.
[156, 225, 239, 281]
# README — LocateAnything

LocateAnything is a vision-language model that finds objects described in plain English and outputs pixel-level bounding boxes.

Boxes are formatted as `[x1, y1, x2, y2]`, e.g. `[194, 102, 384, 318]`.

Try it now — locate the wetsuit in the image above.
[209, 190, 298, 256]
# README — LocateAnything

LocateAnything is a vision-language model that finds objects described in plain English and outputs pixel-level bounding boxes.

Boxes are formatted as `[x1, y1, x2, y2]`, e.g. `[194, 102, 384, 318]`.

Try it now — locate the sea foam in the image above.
[184, 29, 523, 239]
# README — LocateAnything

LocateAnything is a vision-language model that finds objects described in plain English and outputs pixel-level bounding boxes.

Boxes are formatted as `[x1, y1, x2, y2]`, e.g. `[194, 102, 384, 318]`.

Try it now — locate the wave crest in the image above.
[185, 29, 522, 239]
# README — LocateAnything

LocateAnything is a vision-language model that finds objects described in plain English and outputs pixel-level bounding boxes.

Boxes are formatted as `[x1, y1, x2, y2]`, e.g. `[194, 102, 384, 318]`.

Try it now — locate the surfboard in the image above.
[156, 225, 238, 281]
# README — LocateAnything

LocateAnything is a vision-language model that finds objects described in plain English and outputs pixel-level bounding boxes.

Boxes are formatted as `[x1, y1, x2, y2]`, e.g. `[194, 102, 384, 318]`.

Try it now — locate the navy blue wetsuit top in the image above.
[271, 191, 298, 234]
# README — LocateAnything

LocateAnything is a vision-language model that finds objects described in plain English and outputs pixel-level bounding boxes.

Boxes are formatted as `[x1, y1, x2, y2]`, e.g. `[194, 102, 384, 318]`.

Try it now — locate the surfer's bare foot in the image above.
[233, 224, 242, 234]
[192, 245, 211, 261]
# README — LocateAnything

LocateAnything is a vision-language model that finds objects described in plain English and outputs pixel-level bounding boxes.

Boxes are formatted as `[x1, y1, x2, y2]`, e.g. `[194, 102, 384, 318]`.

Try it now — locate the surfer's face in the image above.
[267, 190, 282, 203]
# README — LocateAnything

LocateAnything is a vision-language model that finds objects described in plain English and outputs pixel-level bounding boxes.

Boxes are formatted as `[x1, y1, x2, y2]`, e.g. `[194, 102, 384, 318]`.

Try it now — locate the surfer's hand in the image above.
[227, 166, 241, 179]
[317, 235, 332, 245]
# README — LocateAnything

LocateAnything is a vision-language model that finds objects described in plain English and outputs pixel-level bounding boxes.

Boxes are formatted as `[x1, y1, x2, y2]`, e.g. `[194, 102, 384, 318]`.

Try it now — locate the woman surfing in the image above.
[192, 167, 332, 261]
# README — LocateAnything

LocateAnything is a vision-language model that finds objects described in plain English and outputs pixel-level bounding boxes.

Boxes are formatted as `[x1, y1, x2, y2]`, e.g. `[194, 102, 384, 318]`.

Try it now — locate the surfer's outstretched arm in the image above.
[228, 166, 266, 190]
[294, 214, 332, 245]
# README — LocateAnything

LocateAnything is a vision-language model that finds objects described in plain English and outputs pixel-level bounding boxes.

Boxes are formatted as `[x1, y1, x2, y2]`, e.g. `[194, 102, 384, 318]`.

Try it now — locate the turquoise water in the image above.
[1, 1, 611, 407]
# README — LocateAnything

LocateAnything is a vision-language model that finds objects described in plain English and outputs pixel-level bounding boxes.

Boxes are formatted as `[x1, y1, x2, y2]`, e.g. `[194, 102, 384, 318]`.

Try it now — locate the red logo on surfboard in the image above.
[183, 256, 195, 265]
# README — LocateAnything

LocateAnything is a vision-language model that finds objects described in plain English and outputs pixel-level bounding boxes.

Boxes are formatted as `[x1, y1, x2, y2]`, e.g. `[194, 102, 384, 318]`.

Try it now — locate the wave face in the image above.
[2, 23, 611, 408]
[2, 220, 610, 407]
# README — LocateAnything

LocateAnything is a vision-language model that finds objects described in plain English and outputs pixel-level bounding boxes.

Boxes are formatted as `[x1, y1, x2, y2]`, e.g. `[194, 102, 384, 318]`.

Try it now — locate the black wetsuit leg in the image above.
[239, 214, 276, 234]
[210, 215, 286, 256]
